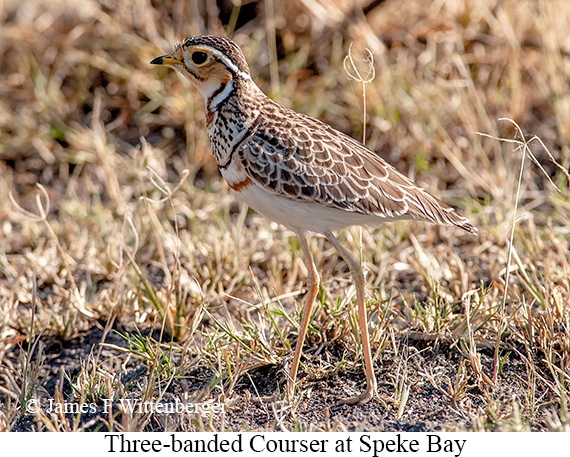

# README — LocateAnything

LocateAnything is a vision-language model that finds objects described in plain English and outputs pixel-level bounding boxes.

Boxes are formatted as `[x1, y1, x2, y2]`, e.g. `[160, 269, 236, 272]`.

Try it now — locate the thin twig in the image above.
[344, 42, 376, 265]
[343, 43, 376, 144]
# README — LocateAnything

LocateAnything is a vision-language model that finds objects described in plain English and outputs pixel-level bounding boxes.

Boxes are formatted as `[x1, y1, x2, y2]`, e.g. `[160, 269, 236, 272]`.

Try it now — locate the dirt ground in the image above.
[9, 323, 551, 432]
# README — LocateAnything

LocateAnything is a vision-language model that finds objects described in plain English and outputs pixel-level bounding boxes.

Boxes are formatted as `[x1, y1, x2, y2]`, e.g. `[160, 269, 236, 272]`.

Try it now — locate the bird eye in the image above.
[191, 51, 208, 65]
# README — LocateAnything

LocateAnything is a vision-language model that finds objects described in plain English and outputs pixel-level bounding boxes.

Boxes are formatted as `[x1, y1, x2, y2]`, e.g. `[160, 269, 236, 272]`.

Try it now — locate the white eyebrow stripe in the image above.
[215, 52, 251, 80]
[199, 45, 252, 80]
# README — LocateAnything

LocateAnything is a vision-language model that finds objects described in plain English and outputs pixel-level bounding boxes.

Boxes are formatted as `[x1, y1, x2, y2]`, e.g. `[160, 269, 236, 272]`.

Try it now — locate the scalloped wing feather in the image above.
[237, 100, 477, 235]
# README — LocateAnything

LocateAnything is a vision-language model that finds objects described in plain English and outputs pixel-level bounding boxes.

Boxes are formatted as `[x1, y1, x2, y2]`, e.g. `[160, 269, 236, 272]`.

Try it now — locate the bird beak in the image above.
[150, 53, 181, 65]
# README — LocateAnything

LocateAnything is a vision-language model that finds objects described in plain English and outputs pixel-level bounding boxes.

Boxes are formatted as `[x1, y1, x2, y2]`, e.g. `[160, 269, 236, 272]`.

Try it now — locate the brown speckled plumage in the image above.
[151, 35, 477, 404]
[237, 97, 477, 232]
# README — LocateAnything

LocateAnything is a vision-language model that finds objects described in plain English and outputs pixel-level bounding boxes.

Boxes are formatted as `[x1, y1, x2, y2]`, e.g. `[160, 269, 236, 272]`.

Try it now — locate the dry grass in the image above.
[0, 0, 569, 431]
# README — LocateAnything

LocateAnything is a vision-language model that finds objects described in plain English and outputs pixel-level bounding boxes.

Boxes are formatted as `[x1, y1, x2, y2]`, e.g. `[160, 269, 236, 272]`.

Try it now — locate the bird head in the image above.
[151, 35, 251, 101]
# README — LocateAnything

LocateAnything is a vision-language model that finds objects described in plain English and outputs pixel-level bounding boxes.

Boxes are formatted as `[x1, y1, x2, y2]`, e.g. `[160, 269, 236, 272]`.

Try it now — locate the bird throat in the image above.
[204, 79, 262, 170]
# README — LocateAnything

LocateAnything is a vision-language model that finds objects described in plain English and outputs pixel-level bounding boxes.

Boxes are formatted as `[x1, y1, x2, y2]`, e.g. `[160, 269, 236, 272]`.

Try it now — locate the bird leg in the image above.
[325, 231, 378, 404]
[287, 230, 320, 399]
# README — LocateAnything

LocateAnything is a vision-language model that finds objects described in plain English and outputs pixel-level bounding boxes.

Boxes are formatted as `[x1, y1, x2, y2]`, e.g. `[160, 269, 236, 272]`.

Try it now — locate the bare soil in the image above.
[9, 323, 550, 432]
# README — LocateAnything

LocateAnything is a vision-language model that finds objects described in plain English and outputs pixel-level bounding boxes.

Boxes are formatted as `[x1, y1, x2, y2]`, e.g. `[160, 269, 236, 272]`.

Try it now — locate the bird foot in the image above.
[339, 384, 377, 405]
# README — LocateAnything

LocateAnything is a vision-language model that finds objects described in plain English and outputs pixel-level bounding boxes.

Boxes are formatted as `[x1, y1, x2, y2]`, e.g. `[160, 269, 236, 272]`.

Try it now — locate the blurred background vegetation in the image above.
[0, 0, 569, 431]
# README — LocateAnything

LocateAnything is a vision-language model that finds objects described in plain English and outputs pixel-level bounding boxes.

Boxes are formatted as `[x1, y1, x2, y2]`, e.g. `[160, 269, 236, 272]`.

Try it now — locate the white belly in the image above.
[234, 180, 397, 233]
[219, 156, 402, 233]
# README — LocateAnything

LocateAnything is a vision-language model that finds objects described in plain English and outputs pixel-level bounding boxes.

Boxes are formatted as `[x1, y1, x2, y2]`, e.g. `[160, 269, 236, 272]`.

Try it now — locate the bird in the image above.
[151, 35, 477, 404]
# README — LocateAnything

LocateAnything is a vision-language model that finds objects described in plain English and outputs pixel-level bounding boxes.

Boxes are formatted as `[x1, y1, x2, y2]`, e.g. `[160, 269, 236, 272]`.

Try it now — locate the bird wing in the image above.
[237, 101, 477, 234]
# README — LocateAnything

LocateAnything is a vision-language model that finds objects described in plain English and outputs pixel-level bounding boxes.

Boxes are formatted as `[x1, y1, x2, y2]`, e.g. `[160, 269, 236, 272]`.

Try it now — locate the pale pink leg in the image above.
[325, 231, 377, 404]
[287, 230, 320, 398]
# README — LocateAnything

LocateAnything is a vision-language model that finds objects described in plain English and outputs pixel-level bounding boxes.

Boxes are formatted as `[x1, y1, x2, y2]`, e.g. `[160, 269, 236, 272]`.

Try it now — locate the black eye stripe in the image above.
[191, 51, 208, 65]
